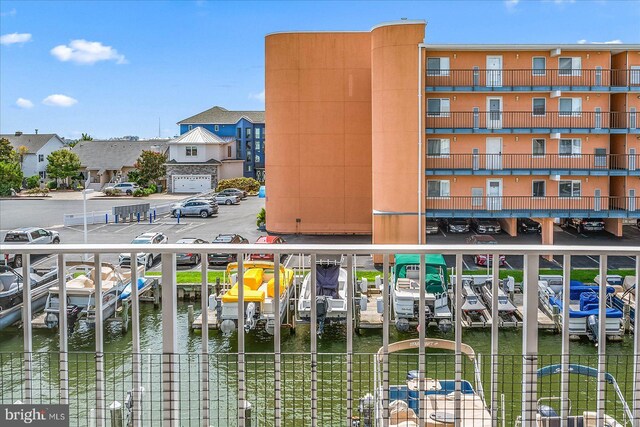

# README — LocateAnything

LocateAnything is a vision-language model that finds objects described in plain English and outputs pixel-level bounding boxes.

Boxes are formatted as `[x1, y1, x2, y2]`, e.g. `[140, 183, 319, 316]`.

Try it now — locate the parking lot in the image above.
[1, 193, 638, 274]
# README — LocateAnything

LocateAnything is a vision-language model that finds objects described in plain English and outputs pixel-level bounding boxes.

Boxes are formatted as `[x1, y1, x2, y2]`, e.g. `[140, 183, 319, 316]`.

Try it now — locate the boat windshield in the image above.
[397, 280, 420, 290]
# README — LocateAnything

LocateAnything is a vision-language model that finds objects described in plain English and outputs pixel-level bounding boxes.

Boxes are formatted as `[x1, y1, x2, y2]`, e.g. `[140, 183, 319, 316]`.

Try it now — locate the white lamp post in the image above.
[82, 188, 95, 260]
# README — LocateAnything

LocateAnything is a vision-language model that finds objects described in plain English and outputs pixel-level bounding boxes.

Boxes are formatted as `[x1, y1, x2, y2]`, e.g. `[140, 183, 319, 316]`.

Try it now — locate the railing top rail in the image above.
[426, 68, 635, 71]
[3, 243, 639, 256]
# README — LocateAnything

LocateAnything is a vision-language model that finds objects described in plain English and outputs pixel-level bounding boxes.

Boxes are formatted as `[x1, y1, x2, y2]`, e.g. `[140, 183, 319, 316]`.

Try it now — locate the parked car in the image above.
[425, 219, 440, 235]
[104, 182, 139, 195]
[176, 238, 208, 266]
[217, 188, 247, 200]
[637, 219, 640, 229]
[171, 200, 217, 218]
[440, 218, 470, 233]
[208, 234, 249, 265]
[471, 218, 502, 234]
[118, 232, 168, 268]
[564, 218, 605, 233]
[249, 236, 286, 262]
[466, 235, 506, 267]
[214, 193, 240, 205]
[518, 218, 542, 234]
[2, 227, 60, 267]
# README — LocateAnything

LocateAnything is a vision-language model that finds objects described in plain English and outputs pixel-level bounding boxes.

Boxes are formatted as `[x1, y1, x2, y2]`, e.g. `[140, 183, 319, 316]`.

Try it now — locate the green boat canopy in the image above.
[394, 254, 448, 293]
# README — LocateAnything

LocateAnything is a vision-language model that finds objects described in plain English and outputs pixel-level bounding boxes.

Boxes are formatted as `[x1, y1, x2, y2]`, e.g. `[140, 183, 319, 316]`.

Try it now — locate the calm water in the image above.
[0, 301, 636, 426]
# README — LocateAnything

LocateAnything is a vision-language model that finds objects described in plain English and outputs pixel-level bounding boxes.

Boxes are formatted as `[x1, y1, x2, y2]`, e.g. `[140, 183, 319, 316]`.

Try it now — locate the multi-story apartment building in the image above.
[265, 20, 639, 245]
[177, 106, 266, 182]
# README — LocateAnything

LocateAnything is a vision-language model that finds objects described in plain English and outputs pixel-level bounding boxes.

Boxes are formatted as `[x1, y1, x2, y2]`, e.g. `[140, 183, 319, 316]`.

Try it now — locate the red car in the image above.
[249, 236, 286, 262]
[466, 235, 506, 267]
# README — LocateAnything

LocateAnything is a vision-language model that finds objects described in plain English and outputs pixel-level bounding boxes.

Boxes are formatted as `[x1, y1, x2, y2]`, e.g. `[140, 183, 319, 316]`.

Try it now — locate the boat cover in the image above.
[316, 264, 339, 298]
[222, 284, 265, 303]
[549, 295, 623, 318]
[394, 254, 448, 294]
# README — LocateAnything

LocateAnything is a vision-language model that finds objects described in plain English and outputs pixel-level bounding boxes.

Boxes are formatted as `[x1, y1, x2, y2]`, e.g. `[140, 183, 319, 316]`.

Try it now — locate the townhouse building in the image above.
[265, 20, 639, 245]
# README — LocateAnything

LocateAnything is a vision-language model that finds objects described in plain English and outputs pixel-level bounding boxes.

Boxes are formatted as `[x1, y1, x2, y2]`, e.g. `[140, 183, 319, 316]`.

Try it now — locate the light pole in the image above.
[82, 188, 95, 260]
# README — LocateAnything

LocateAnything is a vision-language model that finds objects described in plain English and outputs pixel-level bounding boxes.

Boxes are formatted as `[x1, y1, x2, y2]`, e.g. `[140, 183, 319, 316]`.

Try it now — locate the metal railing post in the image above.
[633, 255, 640, 423]
[237, 255, 246, 427]
[418, 253, 426, 427]
[560, 255, 571, 422]
[310, 254, 318, 427]
[346, 254, 354, 425]
[130, 252, 142, 426]
[22, 254, 33, 403]
[596, 255, 608, 425]
[382, 254, 390, 427]
[58, 253, 69, 404]
[273, 255, 281, 427]
[200, 253, 209, 427]
[521, 253, 539, 426]
[454, 254, 463, 427]
[95, 253, 105, 427]
[491, 255, 499, 426]
[161, 253, 179, 427]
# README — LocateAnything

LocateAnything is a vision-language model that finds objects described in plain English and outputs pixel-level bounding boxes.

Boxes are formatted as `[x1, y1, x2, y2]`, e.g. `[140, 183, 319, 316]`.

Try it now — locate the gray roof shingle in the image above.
[0, 133, 63, 154]
[177, 106, 264, 125]
[71, 140, 170, 170]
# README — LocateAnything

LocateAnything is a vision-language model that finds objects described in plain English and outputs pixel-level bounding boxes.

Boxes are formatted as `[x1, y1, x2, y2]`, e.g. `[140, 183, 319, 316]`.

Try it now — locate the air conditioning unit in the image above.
[550, 90, 562, 98]
[550, 132, 561, 140]
[550, 174, 561, 181]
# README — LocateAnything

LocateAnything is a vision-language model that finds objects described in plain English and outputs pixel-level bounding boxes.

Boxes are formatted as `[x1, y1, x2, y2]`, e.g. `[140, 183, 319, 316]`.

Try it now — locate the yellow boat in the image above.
[218, 261, 294, 334]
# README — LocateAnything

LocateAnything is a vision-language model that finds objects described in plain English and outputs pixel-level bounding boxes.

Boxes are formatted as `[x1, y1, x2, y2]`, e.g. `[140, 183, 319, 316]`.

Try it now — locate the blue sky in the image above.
[1, 0, 639, 140]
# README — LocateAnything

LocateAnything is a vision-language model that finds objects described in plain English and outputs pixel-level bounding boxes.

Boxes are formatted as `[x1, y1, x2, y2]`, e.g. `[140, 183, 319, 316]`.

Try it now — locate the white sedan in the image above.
[214, 193, 240, 205]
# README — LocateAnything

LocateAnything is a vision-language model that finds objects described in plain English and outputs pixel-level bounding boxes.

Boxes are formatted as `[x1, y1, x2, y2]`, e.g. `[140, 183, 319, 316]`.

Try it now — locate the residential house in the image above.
[166, 126, 243, 193]
[177, 106, 265, 181]
[71, 139, 170, 190]
[1, 132, 66, 179]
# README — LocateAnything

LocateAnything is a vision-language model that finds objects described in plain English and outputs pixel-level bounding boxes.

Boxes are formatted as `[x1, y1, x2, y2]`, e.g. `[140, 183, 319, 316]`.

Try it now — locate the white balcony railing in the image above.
[1, 243, 639, 427]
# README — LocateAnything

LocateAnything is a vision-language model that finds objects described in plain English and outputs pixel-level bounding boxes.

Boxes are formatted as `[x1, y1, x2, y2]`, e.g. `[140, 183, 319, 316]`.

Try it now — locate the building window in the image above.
[427, 139, 450, 157]
[532, 180, 546, 198]
[236, 128, 242, 139]
[532, 98, 546, 116]
[532, 57, 546, 76]
[188, 125, 193, 131]
[38, 154, 44, 162]
[246, 128, 252, 138]
[255, 140, 261, 151]
[185, 146, 198, 157]
[427, 98, 450, 117]
[559, 98, 582, 116]
[214, 125, 219, 131]
[631, 66, 640, 85]
[39, 171, 46, 179]
[471, 188, 483, 206]
[427, 180, 450, 198]
[247, 165, 252, 172]
[559, 138, 581, 157]
[227, 146, 232, 158]
[559, 180, 581, 198]
[559, 57, 581, 76]
[532, 138, 546, 157]
[427, 57, 450, 76]
[255, 128, 261, 139]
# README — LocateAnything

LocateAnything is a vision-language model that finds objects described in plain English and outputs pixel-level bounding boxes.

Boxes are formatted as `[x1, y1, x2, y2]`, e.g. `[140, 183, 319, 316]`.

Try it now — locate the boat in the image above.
[480, 278, 520, 324]
[387, 254, 452, 333]
[355, 338, 491, 426]
[297, 255, 355, 336]
[43, 262, 144, 331]
[216, 261, 294, 335]
[515, 364, 633, 426]
[461, 282, 489, 323]
[595, 274, 635, 329]
[538, 276, 624, 342]
[0, 265, 59, 330]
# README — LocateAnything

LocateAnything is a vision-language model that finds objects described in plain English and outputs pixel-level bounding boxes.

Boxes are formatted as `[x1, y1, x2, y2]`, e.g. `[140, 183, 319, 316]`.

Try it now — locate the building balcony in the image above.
[425, 69, 640, 92]
[425, 153, 640, 176]
[425, 111, 639, 134]
[424, 195, 639, 218]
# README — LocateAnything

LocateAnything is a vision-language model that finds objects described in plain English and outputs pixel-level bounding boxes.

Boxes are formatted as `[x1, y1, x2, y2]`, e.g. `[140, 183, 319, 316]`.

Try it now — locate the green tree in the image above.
[81, 133, 93, 141]
[133, 150, 167, 186]
[0, 138, 17, 162]
[46, 149, 81, 186]
[0, 159, 23, 196]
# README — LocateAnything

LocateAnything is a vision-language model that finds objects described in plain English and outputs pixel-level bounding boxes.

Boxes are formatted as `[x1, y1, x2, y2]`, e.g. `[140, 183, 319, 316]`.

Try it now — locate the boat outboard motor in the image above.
[316, 296, 329, 336]
[357, 393, 375, 427]
[67, 305, 81, 334]
[438, 319, 453, 334]
[538, 405, 559, 418]
[587, 314, 599, 344]
[244, 302, 257, 333]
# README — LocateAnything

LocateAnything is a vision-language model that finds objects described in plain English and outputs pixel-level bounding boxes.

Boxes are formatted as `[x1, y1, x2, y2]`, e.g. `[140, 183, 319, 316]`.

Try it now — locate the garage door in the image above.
[172, 175, 211, 193]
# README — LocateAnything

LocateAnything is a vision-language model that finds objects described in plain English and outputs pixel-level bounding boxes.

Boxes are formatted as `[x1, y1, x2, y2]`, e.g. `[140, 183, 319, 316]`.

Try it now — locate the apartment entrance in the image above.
[487, 97, 503, 129]
[486, 137, 503, 170]
[486, 55, 503, 87]
[487, 179, 503, 211]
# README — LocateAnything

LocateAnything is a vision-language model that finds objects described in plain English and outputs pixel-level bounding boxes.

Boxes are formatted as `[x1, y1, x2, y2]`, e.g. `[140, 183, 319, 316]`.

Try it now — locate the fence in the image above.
[0, 243, 638, 427]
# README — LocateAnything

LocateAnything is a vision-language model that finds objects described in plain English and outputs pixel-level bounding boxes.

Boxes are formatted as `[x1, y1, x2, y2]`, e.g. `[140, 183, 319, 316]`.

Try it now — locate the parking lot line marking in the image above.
[462, 259, 471, 270]
[113, 223, 138, 233]
[586, 255, 599, 265]
[579, 233, 589, 238]
[440, 230, 447, 238]
[504, 261, 514, 270]
[627, 256, 636, 262]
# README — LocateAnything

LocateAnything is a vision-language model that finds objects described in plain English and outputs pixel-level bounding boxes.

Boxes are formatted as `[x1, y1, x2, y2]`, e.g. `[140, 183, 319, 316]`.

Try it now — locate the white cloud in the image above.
[0, 32, 32, 45]
[1, 8, 17, 17]
[42, 94, 78, 107]
[577, 39, 623, 44]
[249, 90, 265, 103]
[504, 0, 519, 9]
[16, 98, 34, 109]
[50, 39, 126, 65]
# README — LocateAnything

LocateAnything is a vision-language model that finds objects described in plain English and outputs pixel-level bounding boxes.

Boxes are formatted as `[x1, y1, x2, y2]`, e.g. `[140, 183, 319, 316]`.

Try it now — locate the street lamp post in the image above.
[82, 188, 95, 260]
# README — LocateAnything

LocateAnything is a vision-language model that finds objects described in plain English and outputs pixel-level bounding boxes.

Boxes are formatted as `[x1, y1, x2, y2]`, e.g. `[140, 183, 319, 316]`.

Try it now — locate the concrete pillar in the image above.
[604, 218, 623, 237]
[535, 218, 555, 261]
[498, 218, 517, 237]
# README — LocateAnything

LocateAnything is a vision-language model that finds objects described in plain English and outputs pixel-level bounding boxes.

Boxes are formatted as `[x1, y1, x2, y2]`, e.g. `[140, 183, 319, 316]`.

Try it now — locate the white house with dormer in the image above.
[1, 132, 66, 179]
[166, 126, 244, 193]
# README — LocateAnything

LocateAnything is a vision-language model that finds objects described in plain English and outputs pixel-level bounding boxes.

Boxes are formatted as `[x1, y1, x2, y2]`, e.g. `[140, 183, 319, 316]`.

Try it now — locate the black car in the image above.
[518, 218, 541, 234]
[471, 218, 502, 234]
[208, 233, 249, 265]
[564, 218, 605, 233]
[426, 219, 440, 235]
[440, 218, 470, 233]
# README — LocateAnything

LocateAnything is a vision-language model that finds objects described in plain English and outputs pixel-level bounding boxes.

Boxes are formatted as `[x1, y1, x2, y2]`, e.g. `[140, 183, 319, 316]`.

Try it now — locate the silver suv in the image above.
[104, 182, 139, 195]
[118, 232, 168, 267]
[171, 200, 217, 218]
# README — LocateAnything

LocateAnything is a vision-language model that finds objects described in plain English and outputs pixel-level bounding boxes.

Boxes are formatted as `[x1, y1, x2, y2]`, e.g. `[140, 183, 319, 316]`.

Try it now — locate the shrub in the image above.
[47, 180, 58, 190]
[26, 188, 49, 197]
[147, 183, 157, 193]
[26, 175, 40, 189]
[104, 188, 122, 196]
[133, 189, 145, 197]
[216, 177, 260, 194]
[256, 208, 266, 228]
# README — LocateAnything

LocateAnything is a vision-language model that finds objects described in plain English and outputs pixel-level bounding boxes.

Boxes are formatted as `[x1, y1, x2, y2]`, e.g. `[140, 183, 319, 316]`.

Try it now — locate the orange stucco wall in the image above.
[265, 31, 373, 234]
[371, 22, 426, 244]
